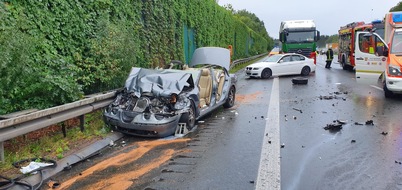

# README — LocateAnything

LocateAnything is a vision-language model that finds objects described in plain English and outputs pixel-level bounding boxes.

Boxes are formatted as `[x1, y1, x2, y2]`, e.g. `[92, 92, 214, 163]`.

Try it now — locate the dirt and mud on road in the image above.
[52, 138, 190, 190]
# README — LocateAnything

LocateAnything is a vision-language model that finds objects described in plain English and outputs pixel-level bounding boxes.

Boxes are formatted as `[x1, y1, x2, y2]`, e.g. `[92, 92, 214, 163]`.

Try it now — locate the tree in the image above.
[390, 2, 402, 12]
[234, 10, 270, 40]
[232, 9, 274, 50]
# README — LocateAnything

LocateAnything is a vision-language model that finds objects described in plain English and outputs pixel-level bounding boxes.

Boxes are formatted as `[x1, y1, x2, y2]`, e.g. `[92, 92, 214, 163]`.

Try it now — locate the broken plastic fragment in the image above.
[365, 120, 374, 125]
[20, 162, 54, 174]
[336, 120, 347, 124]
[324, 123, 343, 131]
[293, 108, 303, 113]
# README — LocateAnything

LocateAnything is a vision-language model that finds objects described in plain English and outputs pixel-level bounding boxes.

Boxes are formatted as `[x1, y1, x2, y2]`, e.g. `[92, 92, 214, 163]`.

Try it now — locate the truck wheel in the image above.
[341, 56, 348, 70]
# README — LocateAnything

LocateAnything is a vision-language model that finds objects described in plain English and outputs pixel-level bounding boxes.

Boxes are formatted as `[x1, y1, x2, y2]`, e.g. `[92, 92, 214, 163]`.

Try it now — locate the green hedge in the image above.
[0, 0, 271, 114]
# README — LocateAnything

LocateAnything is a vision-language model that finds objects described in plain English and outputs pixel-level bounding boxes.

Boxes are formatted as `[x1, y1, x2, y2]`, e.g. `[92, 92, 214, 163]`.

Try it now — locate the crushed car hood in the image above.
[125, 67, 194, 97]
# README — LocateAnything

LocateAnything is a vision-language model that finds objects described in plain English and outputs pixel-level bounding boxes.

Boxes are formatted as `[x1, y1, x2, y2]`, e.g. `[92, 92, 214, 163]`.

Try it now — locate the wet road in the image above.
[50, 55, 402, 190]
[280, 55, 402, 190]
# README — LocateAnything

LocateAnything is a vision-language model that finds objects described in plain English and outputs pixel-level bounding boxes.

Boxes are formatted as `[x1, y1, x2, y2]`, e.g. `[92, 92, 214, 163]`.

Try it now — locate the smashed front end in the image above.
[103, 67, 196, 137]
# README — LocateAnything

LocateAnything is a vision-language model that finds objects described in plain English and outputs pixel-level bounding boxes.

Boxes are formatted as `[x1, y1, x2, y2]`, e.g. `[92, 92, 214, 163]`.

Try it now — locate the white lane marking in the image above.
[371, 85, 383, 91]
[256, 77, 280, 190]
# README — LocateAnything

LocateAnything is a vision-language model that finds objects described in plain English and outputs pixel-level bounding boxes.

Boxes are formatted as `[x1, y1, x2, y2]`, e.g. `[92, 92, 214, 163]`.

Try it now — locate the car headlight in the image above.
[388, 65, 402, 76]
[174, 95, 189, 110]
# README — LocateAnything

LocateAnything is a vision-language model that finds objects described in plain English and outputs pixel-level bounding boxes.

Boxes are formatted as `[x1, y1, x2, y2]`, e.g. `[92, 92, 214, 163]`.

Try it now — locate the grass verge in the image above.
[0, 110, 110, 176]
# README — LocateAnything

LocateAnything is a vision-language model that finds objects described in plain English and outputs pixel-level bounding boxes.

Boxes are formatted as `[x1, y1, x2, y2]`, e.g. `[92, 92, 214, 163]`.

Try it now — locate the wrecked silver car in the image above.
[103, 47, 237, 137]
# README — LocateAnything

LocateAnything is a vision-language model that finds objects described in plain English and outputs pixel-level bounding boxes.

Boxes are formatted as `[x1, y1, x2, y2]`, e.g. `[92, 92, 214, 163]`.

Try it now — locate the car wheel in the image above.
[292, 77, 308, 85]
[179, 101, 196, 130]
[261, 68, 272, 79]
[301, 66, 310, 76]
[383, 81, 394, 98]
[186, 102, 196, 130]
[223, 86, 236, 108]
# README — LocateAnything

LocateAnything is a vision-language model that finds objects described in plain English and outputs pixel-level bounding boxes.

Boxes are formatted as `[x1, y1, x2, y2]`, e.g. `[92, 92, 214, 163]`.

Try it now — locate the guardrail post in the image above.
[0, 141, 4, 162]
[79, 115, 85, 132]
[62, 123, 67, 138]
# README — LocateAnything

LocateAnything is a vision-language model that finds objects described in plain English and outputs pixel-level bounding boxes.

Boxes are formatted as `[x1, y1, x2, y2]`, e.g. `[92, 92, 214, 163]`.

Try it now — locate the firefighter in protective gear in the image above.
[325, 48, 334, 68]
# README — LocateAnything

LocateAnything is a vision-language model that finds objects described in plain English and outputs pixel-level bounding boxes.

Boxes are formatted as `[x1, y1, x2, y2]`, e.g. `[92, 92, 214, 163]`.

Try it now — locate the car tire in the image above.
[383, 81, 394, 98]
[301, 66, 311, 76]
[180, 101, 196, 130]
[292, 77, 308, 85]
[261, 68, 272, 79]
[223, 86, 236, 108]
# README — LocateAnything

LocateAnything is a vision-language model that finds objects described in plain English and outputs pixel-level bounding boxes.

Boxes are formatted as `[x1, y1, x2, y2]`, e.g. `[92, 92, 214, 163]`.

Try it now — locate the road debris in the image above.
[351, 140, 356, 143]
[336, 120, 347, 124]
[381, 132, 388, 136]
[319, 95, 334, 100]
[47, 180, 60, 189]
[354, 122, 364, 125]
[324, 120, 344, 131]
[281, 143, 285, 148]
[395, 161, 402, 164]
[293, 108, 303, 113]
[365, 120, 374, 125]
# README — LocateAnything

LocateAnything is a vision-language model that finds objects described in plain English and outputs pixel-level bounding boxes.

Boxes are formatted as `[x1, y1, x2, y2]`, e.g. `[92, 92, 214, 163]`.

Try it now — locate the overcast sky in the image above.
[217, 0, 401, 39]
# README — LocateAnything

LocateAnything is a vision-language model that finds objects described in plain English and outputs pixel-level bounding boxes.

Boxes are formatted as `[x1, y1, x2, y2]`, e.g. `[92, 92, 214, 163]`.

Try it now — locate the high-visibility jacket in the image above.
[326, 49, 334, 61]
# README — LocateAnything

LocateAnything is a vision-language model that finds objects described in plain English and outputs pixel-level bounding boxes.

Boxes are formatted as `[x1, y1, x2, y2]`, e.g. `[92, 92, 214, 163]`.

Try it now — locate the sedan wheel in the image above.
[261, 68, 272, 79]
[301, 66, 311, 76]
[186, 102, 196, 130]
[180, 101, 196, 130]
[223, 86, 235, 108]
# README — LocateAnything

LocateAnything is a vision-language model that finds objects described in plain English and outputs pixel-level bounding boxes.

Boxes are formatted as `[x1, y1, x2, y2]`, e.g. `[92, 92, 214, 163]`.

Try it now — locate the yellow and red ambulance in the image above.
[355, 11, 402, 98]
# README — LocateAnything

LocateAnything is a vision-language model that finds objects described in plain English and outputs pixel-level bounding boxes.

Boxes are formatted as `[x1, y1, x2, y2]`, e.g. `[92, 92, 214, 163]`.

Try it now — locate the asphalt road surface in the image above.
[49, 55, 402, 190]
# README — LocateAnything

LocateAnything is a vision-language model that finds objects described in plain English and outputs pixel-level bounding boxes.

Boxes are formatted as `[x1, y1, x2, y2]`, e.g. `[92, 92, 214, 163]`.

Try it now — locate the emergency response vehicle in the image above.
[279, 20, 320, 63]
[338, 21, 384, 70]
[355, 12, 402, 98]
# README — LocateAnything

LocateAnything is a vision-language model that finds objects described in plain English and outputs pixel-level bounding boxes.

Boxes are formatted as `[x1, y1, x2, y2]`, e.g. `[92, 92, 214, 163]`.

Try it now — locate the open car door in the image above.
[355, 31, 388, 85]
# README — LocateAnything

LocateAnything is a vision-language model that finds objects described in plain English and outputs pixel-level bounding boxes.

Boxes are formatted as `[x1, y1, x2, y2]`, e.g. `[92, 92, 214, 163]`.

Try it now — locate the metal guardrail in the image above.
[0, 91, 118, 162]
[230, 53, 268, 70]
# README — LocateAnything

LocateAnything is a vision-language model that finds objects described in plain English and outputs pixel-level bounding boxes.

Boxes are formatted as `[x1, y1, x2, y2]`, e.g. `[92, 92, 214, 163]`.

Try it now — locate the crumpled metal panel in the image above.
[190, 47, 231, 71]
[124, 68, 193, 98]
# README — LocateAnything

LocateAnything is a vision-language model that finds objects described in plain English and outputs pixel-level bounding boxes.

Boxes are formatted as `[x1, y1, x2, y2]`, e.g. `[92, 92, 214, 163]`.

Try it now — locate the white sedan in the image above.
[245, 53, 316, 79]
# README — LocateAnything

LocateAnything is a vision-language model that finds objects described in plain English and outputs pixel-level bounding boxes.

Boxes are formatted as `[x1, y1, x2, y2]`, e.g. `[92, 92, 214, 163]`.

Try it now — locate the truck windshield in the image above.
[391, 31, 402, 54]
[286, 31, 315, 43]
